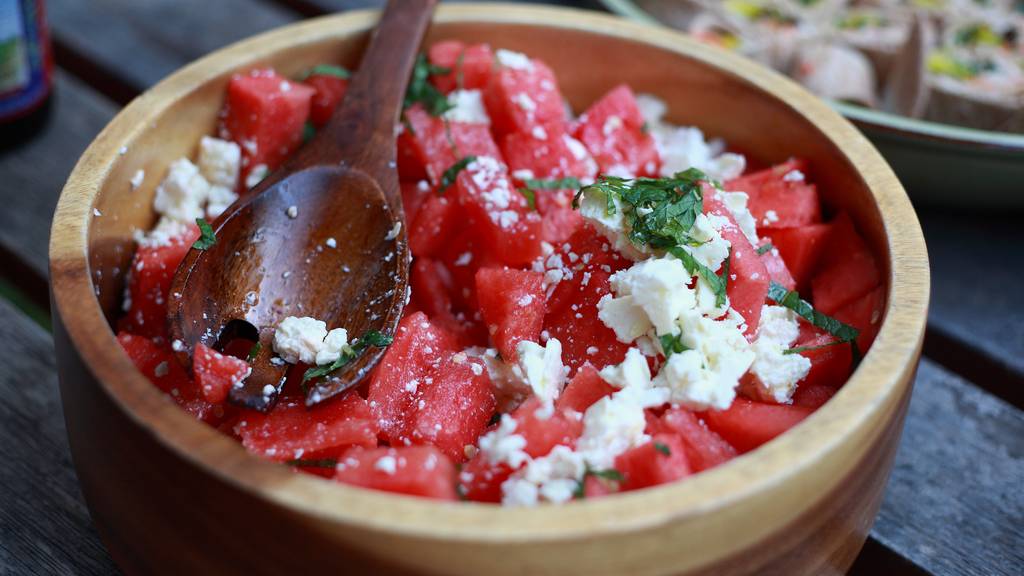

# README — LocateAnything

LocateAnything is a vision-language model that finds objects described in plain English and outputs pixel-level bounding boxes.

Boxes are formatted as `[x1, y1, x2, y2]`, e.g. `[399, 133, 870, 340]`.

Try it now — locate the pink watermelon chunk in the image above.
[334, 445, 458, 500]
[428, 41, 494, 93]
[573, 84, 659, 177]
[475, 267, 545, 360]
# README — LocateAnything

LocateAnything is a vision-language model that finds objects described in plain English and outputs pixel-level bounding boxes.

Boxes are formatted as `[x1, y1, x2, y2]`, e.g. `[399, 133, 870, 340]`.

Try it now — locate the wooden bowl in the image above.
[49, 4, 930, 575]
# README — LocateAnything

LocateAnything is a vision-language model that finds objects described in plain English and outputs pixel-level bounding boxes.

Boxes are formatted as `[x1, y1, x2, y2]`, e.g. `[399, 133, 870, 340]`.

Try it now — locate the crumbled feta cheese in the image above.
[205, 185, 238, 219]
[374, 455, 398, 475]
[286, 205, 298, 219]
[783, 170, 805, 182]
[495, 49, 534, 70]
[636, 93, 746, 181]
[602, 115, 624, 136]
[747, 305, 811, 403]
[576, 185, 648, 261]
[531, 125, 548, 140]
[502, 445, 584, 507]
[315, 328, 349, 366]
[245, 164, 269, 189]
[133, 217, 191, 248]
[652, 310, 754, 410]
[512, 169, 535, 181]
[513, 93, 536, 112]
[443, 89, 490, 124]
[763, 210, 780, 226]
[598, 348, 651, 390]
[153, 158, 210, 223]
[512, 339, 567, 406]
[325, 237, 337, 248]
[601, 257, 696, 337]
[197, 136, 241, 189]
[273, 316, 329, 365]
[477, 415, 530, 468]
[577, 383, 668, 469]
[717, 190, 760, 247]
[386, 221, 402, 241]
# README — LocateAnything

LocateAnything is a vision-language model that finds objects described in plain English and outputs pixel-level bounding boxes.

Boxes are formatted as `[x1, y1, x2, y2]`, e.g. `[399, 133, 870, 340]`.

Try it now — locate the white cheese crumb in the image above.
[130, 169, 145, 190]
[286, 205, 298, 219]
[478, 415, 530, 468]
[153, 158, 211, 223]
[495, 49, 534, 70]
[512, 339, 567, 406]
[197, 136, 241, 189]
[443, 89, 490, 124]
[325, 237, 337, 248]
[385, 221, 402, 241]
[245, 164, 269, 189]
[748, 305, 811, 404]
[374, 455, 398, 475]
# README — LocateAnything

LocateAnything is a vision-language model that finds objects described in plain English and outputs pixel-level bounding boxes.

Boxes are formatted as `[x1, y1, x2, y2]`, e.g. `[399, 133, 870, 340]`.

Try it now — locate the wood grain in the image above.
[48, 6, 928, 575]
[872, 359, 1024, 576]
[0, 298, 117, 575]
[48, 0, 297, 96]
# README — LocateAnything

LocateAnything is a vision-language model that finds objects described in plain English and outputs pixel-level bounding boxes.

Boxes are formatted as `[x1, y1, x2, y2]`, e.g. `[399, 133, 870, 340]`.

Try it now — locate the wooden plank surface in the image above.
[48, 0, 298, 95]
[919, 209, 1024, 405]
[0, 299, 117, 574]
[0, 71, 116, 282]
[871, 359, 1024, 576]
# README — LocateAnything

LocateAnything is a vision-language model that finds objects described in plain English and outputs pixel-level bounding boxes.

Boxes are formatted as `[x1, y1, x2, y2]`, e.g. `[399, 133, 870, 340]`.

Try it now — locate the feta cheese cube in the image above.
[443, 89, 490, 124]
[273, 316, 328, 365]
[153, 158, 211, 223]
[197, 136, 241, 189]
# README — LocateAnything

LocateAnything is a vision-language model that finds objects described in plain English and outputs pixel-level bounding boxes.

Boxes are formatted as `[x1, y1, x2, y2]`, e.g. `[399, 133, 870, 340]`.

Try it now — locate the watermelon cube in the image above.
[475, 267, 545, 360]
[484, 54, 566, 137]
[701, 398, 813, 453]
[219, 69, 315, 184]
[726, 159, 820, 229]
[428, 41, 494, 93]
[556, 364, 616, 413]
[305, 73, 348, 127]
[402, 104, 502, 187]
[334, 445, 458, 500]
[367, 312, 460, 445]
[409, 194, 459, 258]
[810, 214, 882, 315]
[760, 247, 796, 291]
[614, 433, 690, 491]
[192, 343, 251, 404]
[573, 84, 660, 177]
[454, 156, 544, 267]
[120, 223, 200, 339]
[654, 407, 737, 472]
[236, 391, 378, 461]
[762, 223, 832, 292]
[793, 328, 854, 390]
[791, 383, 836, 409]
[409, 351, 495, 461]
[833, 285, 886, 352]
[117, 332, 192, 397]
[705, 188, 769, 337]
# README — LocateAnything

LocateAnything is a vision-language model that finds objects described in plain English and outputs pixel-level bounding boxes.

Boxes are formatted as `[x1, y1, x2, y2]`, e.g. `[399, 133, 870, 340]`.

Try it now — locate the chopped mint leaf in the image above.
[487, 412, 501, 427]
[524, 177, 581, 190]
[767, 281, 860, 346]
[439, 155, 476, 194]
[517, 187, 537, 210]
[286, 458, 338, 468]
[246, 342, 262, 364]
[756, 242, 774, 256]
[573, 467, 625, 499]
[302, 329, 393, 385]
[298, 64, 351, 81]
[302, 121, 316, 143]
[404, 53, 453, 117]
[659, 332, 689, 358]
[721, 247, 732, 290]
[654, 442, 671, 456]
[784, 341, 846, 355]
[193, 218, 216, 250]
[668, 246, 728, 308]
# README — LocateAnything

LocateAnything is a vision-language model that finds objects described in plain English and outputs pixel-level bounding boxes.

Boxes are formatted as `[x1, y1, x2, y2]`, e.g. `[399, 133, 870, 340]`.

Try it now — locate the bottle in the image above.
[0, 0, 53, 147]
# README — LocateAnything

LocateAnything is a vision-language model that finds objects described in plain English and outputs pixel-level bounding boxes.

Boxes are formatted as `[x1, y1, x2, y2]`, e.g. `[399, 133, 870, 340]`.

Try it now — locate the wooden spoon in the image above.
[167, 0, 436, 412]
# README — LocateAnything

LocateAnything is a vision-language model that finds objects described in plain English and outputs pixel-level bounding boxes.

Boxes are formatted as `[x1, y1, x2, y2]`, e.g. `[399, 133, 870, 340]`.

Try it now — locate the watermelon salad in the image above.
[116, 42, 885, 506]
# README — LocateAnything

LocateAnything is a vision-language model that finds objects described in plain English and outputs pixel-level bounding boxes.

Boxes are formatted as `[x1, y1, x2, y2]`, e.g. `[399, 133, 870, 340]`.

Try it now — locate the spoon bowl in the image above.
[169, 166, 404, 410]
[167, 0, 436, 409]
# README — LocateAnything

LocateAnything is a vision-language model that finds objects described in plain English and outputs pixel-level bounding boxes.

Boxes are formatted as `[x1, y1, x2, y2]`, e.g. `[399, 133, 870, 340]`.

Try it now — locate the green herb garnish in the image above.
[767, 281, 860, 353]
[756, 242, 774, 256]
[286, 458, 338, 468]
[302, 330, 394, 385]
[524, 177, 581, 190]
[439, 155, 476, 194]
[193, 217, 216, 250]
[784, 340, 846, 355]
[246, 342, 262, 364]
[572, 168, 728, 306]
[654, 442, 671, 456]
[573, 467, 625, 499]
[302, 121, 316, 143]
[404, 53, 453, 116]
[659, 332, 689, 358]
[517, 187, 537, 210]
[298, 64, 351, 81]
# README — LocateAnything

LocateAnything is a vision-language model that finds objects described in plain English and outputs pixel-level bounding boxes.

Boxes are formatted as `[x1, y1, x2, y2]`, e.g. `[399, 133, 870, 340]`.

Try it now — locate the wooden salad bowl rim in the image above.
[49, 1, 930, 563]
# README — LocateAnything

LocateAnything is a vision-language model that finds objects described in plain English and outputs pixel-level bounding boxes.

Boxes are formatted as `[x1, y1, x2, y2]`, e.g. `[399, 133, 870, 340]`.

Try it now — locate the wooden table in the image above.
[1, 1, 1020, 574]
